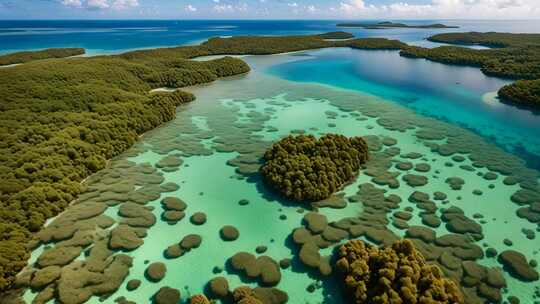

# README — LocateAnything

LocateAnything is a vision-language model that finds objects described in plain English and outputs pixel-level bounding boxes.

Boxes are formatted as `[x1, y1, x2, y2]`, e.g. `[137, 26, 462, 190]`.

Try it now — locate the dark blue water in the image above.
[1, 19, 539, 168]
[2, 19, 540, 55]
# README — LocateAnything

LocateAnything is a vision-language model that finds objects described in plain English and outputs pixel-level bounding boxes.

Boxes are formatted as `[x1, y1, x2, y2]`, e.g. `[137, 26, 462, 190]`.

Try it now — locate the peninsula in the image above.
[0, 48, 85, 66]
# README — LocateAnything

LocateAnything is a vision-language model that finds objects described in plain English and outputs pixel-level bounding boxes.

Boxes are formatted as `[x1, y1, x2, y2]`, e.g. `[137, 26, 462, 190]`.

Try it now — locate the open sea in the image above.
[2, 19, 540, 304]
[2, 19, 540, 55]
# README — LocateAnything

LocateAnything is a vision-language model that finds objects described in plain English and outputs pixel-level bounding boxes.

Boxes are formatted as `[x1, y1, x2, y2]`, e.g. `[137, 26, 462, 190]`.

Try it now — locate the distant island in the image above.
[337, 21, 459, 29]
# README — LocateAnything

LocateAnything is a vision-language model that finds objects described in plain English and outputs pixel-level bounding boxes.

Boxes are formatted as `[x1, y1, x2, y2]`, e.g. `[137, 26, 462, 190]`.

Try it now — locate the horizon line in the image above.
[1, 18, 540, 21]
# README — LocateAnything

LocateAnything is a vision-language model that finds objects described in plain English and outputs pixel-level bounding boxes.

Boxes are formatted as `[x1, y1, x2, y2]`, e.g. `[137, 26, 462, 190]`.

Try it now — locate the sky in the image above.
[0, 0, 539, 20]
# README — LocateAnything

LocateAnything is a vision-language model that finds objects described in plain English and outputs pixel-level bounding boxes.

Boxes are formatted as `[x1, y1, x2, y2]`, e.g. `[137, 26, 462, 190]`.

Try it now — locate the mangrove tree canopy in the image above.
[260, 134, 369, 202]
[0, 48, 85, 66]
[335, 239, 464, 303]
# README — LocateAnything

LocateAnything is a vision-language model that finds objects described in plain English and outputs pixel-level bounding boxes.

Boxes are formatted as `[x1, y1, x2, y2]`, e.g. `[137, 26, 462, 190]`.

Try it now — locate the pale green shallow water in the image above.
[23, 53, 540, 303]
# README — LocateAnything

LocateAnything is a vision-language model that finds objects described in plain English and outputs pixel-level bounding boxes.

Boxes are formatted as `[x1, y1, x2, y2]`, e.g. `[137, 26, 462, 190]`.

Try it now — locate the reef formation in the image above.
[260, 134, 369, 202]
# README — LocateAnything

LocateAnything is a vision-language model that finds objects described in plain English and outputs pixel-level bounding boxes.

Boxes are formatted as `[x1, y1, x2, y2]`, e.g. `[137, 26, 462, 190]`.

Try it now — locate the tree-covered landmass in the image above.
[0, 32, 413, 291]
[499, 79, 540, 108]
[119, 34, 405, 60]
[260, 134, 369, 202]
[428, 32, 540, 48]
[0, 48, 85, 66]
[343, 38, 407, 50]
[337, 21, 458, 29]
[0, 45, 249, 291]
[400, 45, 540, 80]
[400, 32, 540, 109]
[316, 31, 354, 40]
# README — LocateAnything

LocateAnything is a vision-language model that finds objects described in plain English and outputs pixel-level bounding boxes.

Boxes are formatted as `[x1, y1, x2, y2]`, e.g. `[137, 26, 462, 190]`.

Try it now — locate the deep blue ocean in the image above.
[1, 19, 540, 169]
[2, 19, 540, 55]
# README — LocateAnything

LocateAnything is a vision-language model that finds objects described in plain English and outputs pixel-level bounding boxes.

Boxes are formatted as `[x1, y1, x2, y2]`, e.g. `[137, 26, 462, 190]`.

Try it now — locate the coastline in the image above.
[2, 30, 540, 303]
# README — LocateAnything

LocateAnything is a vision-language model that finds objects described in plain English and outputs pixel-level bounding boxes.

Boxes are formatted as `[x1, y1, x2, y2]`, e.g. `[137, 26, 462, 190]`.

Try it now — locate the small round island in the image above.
[260, 134, 369, 202]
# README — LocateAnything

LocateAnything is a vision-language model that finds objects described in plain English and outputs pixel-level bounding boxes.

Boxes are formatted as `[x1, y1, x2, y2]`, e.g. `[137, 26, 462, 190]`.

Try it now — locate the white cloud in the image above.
[60, 0, 138, 10]
[86, 0, 109, 9]
[340, 0, 368, 14]
[214, 4, 234, 12]
[213, 2, 248, 13]
[336, 0, 540, 19]
[185, 4, 197, 12]
[62, 0, 82, 7]
[55, 0, 539, 18]
[111, 0, 139, 10]
[237, 3, 248, 11]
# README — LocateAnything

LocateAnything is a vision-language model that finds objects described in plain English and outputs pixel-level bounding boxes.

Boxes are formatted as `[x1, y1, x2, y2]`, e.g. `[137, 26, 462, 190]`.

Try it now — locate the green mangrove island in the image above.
[337, 21, 458, 29]
[1, 30, 540, 304]
[260, 134, 369, 202]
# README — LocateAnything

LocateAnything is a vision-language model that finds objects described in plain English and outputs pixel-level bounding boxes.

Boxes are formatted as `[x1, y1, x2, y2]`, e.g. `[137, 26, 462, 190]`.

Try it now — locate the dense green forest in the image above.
[427, 32, 540, 48]
[0, 33, 409, 291]
[499, 79, 540, 108]
[118, 32, 404, 62]
[0, 48, 85, 66]
[400, 32, 540, 109]
[260, 134, 369, 202]
[316, 31, 354, 39]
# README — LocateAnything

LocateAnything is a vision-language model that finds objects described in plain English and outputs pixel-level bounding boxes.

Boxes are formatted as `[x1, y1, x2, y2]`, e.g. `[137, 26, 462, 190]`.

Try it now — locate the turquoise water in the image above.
[21, 54, 540, 304]
[268, 48, 540, 170]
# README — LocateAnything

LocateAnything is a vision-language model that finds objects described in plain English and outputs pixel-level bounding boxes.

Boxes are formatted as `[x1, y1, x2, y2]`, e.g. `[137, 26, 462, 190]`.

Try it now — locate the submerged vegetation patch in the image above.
[260, 134, 369, 202]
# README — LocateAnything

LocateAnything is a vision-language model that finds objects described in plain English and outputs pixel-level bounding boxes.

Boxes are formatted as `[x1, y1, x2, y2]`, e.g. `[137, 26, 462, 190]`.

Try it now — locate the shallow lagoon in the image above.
[22, 52, 540, 303]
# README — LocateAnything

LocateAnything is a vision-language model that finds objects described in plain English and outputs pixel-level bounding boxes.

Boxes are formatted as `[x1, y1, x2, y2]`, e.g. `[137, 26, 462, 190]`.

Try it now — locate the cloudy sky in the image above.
[0, 0, 539, 19]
